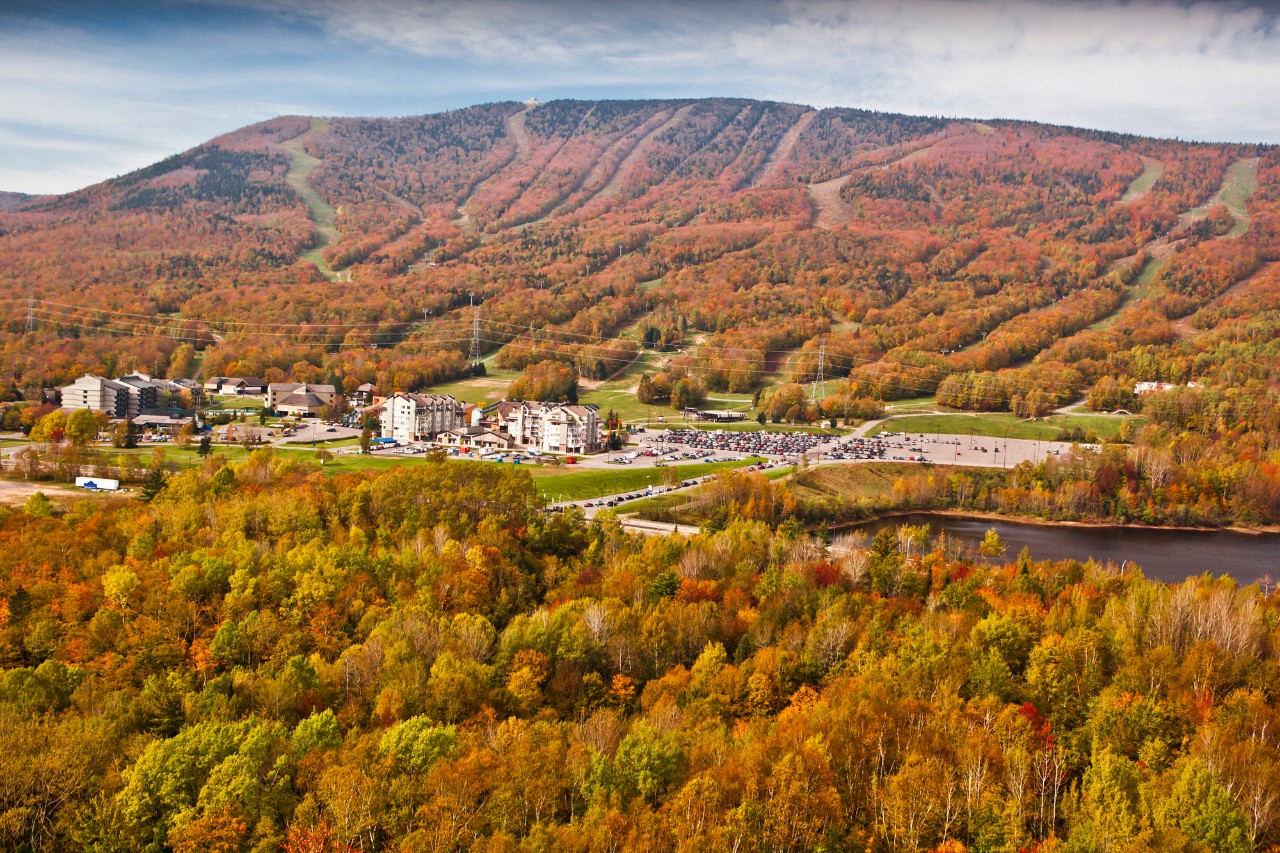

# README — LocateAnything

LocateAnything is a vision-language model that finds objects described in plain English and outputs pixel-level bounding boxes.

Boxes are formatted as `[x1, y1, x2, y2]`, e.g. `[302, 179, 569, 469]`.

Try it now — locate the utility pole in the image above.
[469, 294, 481, 363]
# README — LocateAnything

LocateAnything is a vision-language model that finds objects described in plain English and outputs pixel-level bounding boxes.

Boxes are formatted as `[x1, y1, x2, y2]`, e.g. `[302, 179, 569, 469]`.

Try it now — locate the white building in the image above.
[486, 401, 600, 454]
[267, 382, 337, 414]
[1134, 381, 1200, 396]
[203, 377, 266, 396]
[60, 374, 133, 418]
[380, 393, 464, 443]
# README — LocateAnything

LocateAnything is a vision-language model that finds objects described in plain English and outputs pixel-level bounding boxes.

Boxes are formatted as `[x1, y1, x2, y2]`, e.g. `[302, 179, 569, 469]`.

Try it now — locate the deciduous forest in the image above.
[1, 455, 1277, 852]
[0, 98, 1278, 852]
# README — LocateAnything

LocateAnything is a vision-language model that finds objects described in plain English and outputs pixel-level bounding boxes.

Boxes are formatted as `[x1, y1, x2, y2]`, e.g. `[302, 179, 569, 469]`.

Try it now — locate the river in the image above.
[842, 512, 1280, 585]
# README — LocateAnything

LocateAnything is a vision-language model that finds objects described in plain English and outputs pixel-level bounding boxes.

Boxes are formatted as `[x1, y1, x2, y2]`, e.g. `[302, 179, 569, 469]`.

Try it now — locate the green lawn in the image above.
[420, 370, 520, 405]
[883, 395, 939, 412]
[867, 412, 1137, 441]
[204, 395, 264, 411]
[531, 458, 755, 502]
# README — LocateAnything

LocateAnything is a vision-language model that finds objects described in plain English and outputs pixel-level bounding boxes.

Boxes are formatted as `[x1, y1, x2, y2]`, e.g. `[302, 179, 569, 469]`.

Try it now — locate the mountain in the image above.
[0, 98, 1277, 445]
[0, 191, 33, 211]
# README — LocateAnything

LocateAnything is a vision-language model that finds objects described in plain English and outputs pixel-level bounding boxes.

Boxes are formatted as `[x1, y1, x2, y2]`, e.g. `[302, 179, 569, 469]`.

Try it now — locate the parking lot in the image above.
[278, 422, 362, 445]
[656, 427, 832, 459]
[824, 431, 1078, 468]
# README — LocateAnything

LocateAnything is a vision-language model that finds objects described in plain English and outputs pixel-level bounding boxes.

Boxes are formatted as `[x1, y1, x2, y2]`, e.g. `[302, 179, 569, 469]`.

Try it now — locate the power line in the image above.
[4, 292, 1098, 398]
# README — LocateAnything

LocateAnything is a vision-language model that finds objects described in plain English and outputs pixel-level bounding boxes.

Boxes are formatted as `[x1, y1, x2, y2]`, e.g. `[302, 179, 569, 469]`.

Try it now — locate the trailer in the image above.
[75, 477, 120, 491]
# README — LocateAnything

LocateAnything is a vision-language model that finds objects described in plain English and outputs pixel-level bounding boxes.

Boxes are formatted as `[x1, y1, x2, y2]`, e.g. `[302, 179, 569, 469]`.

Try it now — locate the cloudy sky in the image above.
[3, 0, 1279, 194]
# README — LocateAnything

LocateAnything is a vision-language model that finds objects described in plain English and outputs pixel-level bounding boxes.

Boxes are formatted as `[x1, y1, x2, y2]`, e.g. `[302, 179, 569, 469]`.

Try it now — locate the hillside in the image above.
[0, 191, 33, 211]
[0, 99, 1278, 523]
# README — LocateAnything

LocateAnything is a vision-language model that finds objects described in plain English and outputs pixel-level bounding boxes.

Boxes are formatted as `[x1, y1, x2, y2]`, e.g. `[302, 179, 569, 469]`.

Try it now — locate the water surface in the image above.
[842, 512, 1280, 585]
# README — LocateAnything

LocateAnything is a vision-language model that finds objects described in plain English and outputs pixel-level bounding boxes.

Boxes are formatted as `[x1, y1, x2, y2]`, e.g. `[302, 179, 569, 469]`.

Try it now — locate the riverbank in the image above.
[829, 509, 1280, 582]
[828, 507, 1280, 536]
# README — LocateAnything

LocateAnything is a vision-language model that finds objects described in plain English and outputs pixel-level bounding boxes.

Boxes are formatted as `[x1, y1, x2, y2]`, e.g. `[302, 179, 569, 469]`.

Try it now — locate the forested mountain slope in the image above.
[2, 100, 1280, 851]
[1, 98, 1277, 523]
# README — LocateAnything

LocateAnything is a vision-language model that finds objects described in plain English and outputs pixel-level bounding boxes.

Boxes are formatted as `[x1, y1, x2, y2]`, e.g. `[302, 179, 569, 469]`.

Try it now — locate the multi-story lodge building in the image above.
[60, 374, 133, 418]
[379, 393, 465, 444]
[62, 373, 203, 418]
[485, 401, 600, 454]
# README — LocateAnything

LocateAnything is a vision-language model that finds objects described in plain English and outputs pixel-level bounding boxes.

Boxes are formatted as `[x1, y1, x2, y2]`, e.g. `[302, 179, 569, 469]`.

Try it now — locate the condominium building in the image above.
[485, 401, 600, 454]
[61, 374, 133, 418]
[380, 393, 465, 443]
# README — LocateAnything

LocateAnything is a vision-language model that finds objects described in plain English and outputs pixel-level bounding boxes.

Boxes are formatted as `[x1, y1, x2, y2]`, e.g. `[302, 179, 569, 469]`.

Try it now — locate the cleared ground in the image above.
[866, 412, 1135, 441]
[533, 458, 754, 502]
[0, 479, 115, 507]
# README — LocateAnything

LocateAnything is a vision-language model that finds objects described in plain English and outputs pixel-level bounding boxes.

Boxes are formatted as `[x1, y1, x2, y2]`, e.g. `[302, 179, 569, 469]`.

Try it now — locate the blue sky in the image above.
[3, 0, 1280, 194]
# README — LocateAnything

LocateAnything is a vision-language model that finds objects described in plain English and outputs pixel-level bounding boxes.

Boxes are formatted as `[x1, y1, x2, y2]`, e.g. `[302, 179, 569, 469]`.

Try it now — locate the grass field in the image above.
[867, 412, 1136, 441]
[420, 369, 521, 404]
[531, 458, 755, 502]
[1222, 158, 1261, 238]
[884, 396, 938, 411]
[98, 442, 754, 502]
[205, 395, 265, 411]
[1179, 157, 1261, 239]
[281, 119, 339, 279]
[789, 461, 991, 503]
[1120, 157, 1165, 203]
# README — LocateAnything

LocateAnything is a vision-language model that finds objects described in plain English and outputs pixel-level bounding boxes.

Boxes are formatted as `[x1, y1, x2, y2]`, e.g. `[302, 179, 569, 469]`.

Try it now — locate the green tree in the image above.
[24, 491, 55, 517]
[978, 528, 1007, 557]
[613, 721, 685, 804]
[139, 466, 168, 502]
[1156, 758, 1251, 853]
[1069, 747, 1150, 852]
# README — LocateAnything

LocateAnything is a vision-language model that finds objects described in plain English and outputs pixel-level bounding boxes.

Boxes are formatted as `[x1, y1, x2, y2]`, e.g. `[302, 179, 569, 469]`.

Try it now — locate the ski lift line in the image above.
[472, 336, 953, 397]
[22, 306, 468, 342]
[5, 297, 1096, 393]
[19, 309, 476, 347]
[7, 297, 1093, 399]
[0, 306, 1087, 401]
[482, 332, 1089, 397]
[13, 297, 449, 330]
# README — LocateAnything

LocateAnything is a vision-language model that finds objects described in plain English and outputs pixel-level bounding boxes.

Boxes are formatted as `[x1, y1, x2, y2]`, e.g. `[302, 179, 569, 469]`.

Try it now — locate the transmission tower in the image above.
[811, 337, 826, 402]
[25, 291, 35, 334]
[468, 294, 482, 363]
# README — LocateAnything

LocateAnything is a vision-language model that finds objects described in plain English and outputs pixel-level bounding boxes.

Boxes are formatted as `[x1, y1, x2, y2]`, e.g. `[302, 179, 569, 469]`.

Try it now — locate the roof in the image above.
[391, 392, 462, 408]
[65, 374, 131, 392]
[278, 392, 327, 409]
[270, 382, 335, 394]
[133, 414, 194, 427]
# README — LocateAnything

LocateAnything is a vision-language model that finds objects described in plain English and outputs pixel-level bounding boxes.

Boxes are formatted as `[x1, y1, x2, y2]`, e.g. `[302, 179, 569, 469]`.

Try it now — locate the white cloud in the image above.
[251, 0, 1280, 139]
[3, 0, 1280, 193]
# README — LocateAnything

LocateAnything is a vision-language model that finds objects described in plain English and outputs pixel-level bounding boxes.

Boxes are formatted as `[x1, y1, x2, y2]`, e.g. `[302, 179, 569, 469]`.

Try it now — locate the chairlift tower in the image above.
[469, 294, 482, 363]
[810, 337, 826, 403]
